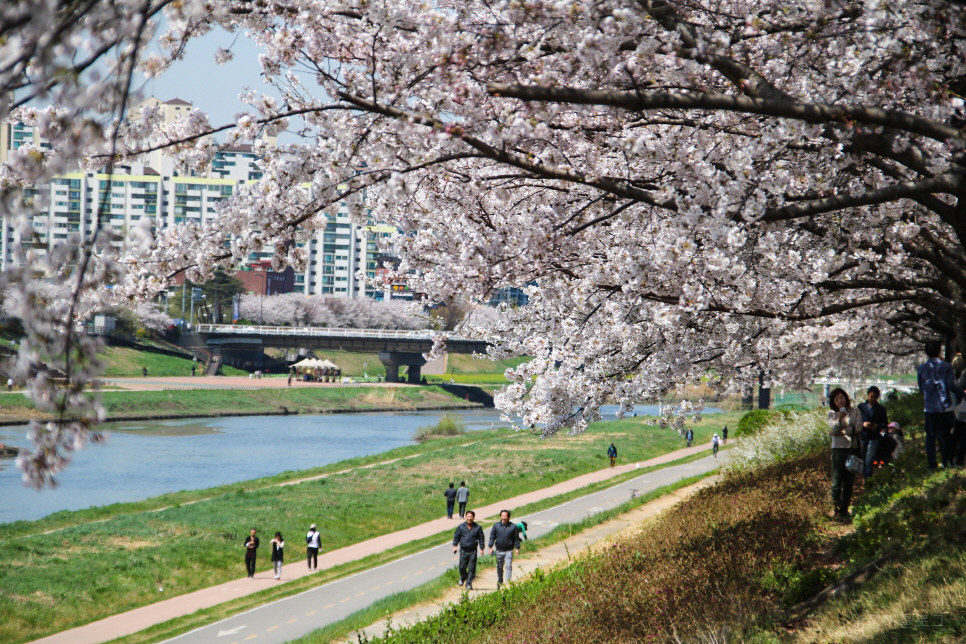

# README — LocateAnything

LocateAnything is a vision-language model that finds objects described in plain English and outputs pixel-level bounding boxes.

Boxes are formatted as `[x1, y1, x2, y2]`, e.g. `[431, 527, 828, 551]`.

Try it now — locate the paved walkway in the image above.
[28, 443, 720, 644]
[343, 477, 719, 642]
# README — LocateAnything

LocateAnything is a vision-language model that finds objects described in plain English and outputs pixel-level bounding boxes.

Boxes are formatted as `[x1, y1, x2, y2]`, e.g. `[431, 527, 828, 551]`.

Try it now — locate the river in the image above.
[0, 404, 721, 524]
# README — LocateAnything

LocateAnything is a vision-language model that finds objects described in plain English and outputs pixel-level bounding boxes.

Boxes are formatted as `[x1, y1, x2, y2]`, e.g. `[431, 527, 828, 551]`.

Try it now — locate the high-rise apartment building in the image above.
[1, 97, 399, 300]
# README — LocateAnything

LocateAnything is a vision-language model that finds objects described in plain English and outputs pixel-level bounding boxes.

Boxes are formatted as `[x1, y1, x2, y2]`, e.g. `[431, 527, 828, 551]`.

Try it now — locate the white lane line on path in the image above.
[162, 540, 460, 643]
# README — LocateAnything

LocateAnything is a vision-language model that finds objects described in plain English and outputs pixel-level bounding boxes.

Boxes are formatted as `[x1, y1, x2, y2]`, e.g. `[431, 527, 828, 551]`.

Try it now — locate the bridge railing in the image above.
[194, 324, 476, 342]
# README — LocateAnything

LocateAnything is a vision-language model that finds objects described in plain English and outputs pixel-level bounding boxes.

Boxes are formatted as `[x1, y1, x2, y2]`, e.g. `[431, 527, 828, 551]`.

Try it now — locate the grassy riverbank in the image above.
[100, 346, 248, 378]
[0, 410, 739, 644]
[0, 385, 477, 424]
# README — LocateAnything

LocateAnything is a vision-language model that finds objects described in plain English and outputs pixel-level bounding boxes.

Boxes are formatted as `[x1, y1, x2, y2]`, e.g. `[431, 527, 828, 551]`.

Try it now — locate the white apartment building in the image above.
[1, 97, 396, 299]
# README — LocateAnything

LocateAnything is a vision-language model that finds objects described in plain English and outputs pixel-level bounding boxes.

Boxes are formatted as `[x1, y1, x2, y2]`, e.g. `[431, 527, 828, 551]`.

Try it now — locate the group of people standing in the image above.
[827, 385, 901, 522]
[242, 523, 323, 580]
[828, 340, 966, 522]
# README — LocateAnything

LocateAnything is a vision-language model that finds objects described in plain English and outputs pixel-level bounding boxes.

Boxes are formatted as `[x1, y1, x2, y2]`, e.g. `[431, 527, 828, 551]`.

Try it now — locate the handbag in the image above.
[845, 455, 864, 475]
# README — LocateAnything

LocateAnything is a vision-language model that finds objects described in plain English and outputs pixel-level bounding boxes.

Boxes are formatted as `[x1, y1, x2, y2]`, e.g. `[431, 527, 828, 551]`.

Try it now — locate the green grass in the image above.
[100, 346, 200, 378]
[444, 354, 527, 375]
[0, 410, 739, 644]
[0, 385, 476, 422]
[425, 374, 510, 385]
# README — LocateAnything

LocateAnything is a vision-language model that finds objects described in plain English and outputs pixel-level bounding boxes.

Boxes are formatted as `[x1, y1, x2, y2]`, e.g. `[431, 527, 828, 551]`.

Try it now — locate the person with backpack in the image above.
[917, 341, 965, 469]
[607, 443, 618, 467]
[305, 524, 320, 570]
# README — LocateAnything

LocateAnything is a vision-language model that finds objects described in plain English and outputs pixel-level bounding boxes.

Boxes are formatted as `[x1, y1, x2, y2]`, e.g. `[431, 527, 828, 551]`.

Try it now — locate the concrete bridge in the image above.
[192, 324, 489, 383]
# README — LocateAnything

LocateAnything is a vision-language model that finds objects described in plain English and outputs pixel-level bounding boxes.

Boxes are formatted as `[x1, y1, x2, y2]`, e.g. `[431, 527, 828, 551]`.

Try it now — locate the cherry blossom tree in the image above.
[236, 293, 423, 327]
[3, 0, 965, 484]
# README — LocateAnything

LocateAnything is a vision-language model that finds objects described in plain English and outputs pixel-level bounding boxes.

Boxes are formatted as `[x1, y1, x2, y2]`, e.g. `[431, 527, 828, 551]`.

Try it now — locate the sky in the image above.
[139, 24, 290, 142]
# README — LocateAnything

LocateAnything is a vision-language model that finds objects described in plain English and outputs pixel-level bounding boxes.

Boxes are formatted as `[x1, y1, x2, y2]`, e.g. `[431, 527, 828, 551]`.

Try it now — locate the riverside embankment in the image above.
[0, 383, 486, 426]
[0, 409, 739, 644]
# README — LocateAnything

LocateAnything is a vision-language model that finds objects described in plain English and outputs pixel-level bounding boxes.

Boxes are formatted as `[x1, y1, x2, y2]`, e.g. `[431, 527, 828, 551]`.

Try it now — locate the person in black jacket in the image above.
[243, 528, 259, 578]
[270, 532, 284, 580]
[858, 386, 889, 477]
[488, 510, 523, 589]
[452, 510, 485, 590]
[443, 483, 458, 519]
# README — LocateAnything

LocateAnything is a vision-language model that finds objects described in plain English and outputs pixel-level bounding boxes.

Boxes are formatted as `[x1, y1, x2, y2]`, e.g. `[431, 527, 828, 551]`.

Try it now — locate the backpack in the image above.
[924, 362, 950, 409]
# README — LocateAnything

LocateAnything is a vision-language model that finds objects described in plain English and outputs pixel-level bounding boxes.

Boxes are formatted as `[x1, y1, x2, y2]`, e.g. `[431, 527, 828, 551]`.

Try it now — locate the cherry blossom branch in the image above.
[335, 90, 679, 210]
[759, 175, 961, 222]
[485, 85, 965, 144]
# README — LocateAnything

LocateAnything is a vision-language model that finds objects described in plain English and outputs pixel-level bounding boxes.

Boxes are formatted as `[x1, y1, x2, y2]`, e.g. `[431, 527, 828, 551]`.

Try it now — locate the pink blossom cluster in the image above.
[2, 0, 964, 485]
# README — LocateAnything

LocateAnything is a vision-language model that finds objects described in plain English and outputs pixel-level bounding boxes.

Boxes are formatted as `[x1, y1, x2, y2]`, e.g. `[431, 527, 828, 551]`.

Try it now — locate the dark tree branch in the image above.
[486, 85, 965, 144]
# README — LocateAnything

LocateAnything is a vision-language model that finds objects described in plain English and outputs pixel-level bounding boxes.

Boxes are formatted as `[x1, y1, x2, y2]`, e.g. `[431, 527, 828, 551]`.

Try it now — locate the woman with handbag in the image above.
[828, 388, 862, 523]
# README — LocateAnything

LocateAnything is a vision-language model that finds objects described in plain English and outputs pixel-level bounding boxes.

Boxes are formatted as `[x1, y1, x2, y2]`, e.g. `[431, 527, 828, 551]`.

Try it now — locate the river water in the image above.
[0, 404, 721, 524]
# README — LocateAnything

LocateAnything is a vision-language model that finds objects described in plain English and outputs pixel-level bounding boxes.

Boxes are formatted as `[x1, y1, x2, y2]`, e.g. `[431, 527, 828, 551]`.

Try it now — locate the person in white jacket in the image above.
[828, 388, 862, 522]
[305, 524, 321, 570]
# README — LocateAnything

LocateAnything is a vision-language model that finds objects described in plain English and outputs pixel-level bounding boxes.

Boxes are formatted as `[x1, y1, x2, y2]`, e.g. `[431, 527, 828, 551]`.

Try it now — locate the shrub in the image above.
[774, 403, 811, 412]
[726, 410, 828, 472]
[884, 392, 924, 431]
[413, 415, 466, 442]
[735, 409, 786, 437]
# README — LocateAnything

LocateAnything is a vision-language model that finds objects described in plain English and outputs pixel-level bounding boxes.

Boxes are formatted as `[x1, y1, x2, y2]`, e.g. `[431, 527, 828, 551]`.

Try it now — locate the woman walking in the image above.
[828, 388, 861, 523]
[270, 532, 285, 580]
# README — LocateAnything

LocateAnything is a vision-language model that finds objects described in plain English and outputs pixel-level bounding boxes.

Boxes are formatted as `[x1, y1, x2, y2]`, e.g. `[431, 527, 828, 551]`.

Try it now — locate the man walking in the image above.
[918, 340, 965, 469]
[456, 481, 470, 518]
[607, 443, 618, 467]
[305, 523, 320, 570]
[686, 428, 693, 448]
[452, 510, 485, 590]
[443, 482, 458, 519]
[488, 510, 523, 589]
[722, 426, 728, 445]
[244, 528, 259, 578]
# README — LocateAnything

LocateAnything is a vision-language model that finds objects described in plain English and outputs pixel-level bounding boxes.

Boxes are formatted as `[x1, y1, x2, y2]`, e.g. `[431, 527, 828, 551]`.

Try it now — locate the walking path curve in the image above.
[27, 443, 724, 644]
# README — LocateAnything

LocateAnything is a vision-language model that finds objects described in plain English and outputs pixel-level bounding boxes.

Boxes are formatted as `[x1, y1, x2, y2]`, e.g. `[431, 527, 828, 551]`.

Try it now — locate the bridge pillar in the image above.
[379, 351, 427, 384]
[407, 364, 422, 384]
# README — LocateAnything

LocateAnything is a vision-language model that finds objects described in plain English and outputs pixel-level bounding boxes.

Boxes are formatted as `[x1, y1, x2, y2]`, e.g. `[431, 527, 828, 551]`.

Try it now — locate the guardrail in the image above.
[194, 324, 474, 342]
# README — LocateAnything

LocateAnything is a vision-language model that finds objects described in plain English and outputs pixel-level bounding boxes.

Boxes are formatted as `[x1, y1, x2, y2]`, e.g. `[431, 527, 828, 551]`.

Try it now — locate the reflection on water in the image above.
[110, 421, 224, 437]
[0, 404, 721, 524]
